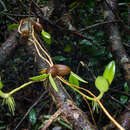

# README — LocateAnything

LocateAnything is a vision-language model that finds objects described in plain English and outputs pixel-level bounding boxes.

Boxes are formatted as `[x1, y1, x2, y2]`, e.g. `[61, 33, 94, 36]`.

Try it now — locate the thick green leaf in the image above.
[0, 77, 3, 89]
[69, 72, 79, 86]
[124, 82, 129, 92]
[120, 95, 128, 104]
[41, 30, 51, 45]
[95, 76, 109, 93]
[70, 71, 88, 83]
[8, 24, 18, 30]
[49, 74, 58, 92]
[29, 74, 48, 81]
[29, 109, 37, 125]
[57, 119, 72, 130]
[103, 61, 115, 84]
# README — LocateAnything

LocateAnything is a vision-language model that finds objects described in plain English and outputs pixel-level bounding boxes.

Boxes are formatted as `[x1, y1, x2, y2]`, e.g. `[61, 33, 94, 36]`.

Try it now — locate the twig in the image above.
[110, 88, 130, 97]
[79, 20, 120, 32]
[2, 12, 34, 17]
[83, 97, 97, 126]
[71, 30, 98, 46]
[80, 61, 96, 80]
[3, 14, 18, 23]
[105, 0, 130, 35]
[109, 95, 130, 110]
[0, 0, 7, 10]
[41, 108, 62, 130]
[14, 90, 48, 130]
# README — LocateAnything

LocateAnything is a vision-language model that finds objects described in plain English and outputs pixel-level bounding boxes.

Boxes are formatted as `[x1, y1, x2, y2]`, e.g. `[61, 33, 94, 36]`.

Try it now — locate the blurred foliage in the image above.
[0, 0, 129, 129]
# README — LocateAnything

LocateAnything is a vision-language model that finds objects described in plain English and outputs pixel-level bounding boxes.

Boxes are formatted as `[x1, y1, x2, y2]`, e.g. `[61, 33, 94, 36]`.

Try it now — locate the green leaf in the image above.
[49, 74, 58, 92]
[57, 119, 72, 130]
[0, 77, 3, 89]
[0, 126, 6, 129]
[120, 95, 128, 104]
[29, 109, 37, 125]
[118, 3, 127, 6]
[29, 74, 48, 81]
[70, 71, 88, 83]
[53, 56, 66, 62]
[8, 24, 18, 30]
[41, 30, 51, 45]
[95, 76, 109, 93]
[103, 61, 116, 84]
[124, 82, 129, 92]
[69, 1, 78, 9]
[69, 72, 79, 86]
[64, 44, 72, 52]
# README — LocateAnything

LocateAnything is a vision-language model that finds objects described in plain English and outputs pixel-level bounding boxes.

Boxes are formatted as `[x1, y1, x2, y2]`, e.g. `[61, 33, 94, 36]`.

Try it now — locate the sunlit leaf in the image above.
[70, 71, 88, 83]
[29, 74, 48, 81]
[8, 24, 18, 30]
[103, 61, 116, 84]
[95, 76, 109, 93]
[29, 109, 37, 125]
[69, 72, 79, 86]
[49, 74, 58, 92]
[41, 30, 51, 45]
[0, 78, 3, 89]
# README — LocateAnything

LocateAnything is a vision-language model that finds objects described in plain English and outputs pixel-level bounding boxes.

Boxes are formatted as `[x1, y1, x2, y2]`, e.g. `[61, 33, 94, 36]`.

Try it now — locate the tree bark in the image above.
[102, 0, 130, 88]
[0, 30, 18, 66]
[19, 18, 96, 130]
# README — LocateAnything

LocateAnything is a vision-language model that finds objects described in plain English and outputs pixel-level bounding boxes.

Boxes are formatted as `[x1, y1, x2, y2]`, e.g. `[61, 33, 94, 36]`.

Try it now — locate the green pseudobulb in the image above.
[95, 76, 109, 93]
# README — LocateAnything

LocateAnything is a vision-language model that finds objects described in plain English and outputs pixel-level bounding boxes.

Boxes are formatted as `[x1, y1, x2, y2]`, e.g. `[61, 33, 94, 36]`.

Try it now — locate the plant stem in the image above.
[97, 92, 104, 100]
[0, 90, 8, 98]
[8, 81, 34, 96]
[57, 76, 95, 101]
[71, 86, 95, 101]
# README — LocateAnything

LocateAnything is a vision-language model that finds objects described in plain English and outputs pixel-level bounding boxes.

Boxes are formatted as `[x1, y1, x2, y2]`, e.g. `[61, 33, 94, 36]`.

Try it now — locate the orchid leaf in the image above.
[95, 76, 109, 93]
[0, 77, 3, 89]
[69, 72, 79, 86]
[49, 73, 58, 92]
[41, 30, 51, 45]
[8, 24, 18, 30]
[29, 74, 48, 81]
[70, 71, 88, 83]
[29, 109, 37, 125]
[103, 61, 115, 84]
